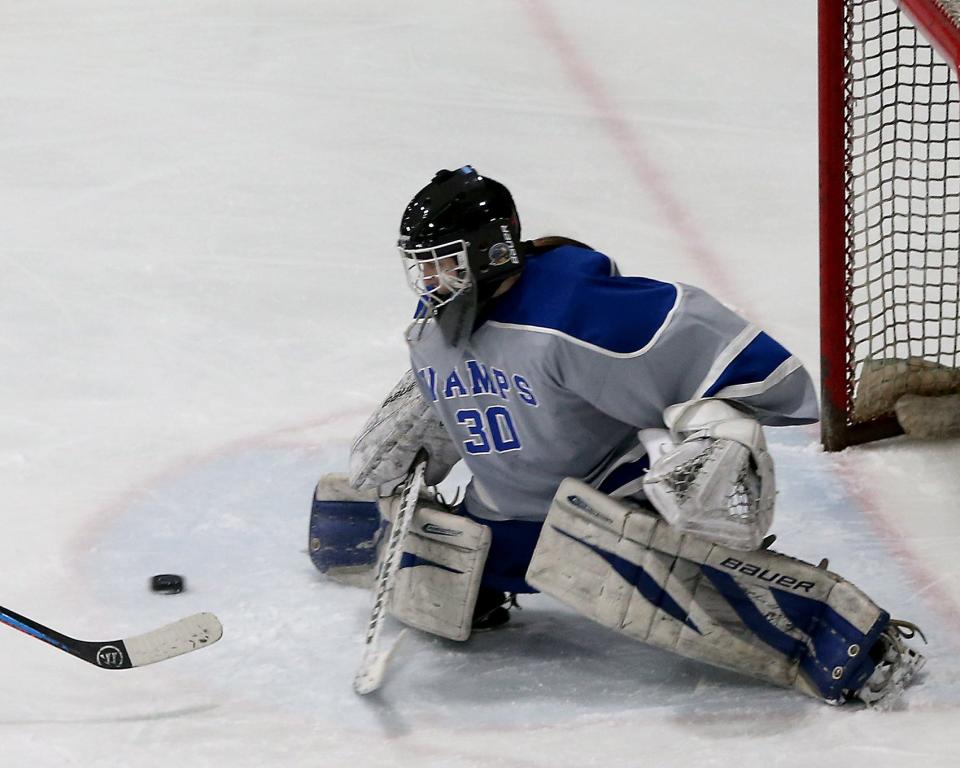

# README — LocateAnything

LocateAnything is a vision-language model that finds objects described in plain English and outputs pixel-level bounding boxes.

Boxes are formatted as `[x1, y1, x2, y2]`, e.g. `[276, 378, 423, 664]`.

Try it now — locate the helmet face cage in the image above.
[397, 167, 523, 319]
[399, 239, 472, 311]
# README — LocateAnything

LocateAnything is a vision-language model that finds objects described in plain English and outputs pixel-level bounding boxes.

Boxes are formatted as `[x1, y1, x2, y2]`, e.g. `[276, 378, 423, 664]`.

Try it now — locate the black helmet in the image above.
[398, 166, 524, 315]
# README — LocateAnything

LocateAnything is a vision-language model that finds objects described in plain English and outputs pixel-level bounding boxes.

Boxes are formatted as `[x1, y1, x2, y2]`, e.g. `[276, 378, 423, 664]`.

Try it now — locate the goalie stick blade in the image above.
[353, 629, 407, 695]
[0, 605, 223, 670]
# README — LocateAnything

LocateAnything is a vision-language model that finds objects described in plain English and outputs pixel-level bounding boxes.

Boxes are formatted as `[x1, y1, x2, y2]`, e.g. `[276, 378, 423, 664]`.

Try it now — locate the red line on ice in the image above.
[519, 0, 740, 306]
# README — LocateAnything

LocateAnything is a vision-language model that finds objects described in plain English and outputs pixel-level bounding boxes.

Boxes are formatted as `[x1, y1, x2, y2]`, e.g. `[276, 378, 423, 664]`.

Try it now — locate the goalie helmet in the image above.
[398, 166, 524, 319]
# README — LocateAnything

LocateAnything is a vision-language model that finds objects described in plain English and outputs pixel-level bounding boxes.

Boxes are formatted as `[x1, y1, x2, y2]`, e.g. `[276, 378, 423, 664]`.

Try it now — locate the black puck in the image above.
[150, 574, 185, 594]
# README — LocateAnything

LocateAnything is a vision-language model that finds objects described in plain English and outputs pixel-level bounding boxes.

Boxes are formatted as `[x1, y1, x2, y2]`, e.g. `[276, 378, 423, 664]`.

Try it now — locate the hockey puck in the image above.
[150, 574, 185, 594]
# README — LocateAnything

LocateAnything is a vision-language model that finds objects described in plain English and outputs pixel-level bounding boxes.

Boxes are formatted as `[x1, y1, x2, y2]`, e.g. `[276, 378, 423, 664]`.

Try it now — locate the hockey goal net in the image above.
[820, 0, 960, 450]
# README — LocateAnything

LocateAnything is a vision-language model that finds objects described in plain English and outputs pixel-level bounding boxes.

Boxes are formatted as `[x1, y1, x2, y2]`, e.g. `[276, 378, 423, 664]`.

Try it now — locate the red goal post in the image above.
[820, 0, 960, 451]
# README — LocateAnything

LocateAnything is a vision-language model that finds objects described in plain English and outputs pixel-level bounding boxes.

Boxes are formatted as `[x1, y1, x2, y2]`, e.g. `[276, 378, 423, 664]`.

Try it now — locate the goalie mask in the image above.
[398, 166, 524, 344]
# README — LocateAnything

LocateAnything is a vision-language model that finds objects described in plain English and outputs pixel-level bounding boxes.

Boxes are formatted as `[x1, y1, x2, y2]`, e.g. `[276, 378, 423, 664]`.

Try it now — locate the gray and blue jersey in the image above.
[407, 245, 818, 523]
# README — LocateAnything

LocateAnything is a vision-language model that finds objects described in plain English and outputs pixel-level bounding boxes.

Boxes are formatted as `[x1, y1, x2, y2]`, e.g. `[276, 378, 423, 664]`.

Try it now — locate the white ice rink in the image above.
[1, 1, 959, 766]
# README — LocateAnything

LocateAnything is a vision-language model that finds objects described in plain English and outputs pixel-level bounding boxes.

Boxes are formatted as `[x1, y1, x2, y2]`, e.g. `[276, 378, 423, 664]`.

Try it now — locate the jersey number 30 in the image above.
[455, 406, 522, 455]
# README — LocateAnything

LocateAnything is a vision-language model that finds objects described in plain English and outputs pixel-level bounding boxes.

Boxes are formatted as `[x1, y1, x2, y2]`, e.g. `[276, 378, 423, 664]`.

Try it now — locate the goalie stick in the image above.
[0, 604, 222, 669]
[353, 452, 427, 695]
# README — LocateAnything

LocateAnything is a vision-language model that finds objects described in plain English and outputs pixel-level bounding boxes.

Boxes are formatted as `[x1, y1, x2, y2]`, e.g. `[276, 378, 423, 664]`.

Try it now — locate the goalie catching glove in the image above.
[641, 399, 775, 551]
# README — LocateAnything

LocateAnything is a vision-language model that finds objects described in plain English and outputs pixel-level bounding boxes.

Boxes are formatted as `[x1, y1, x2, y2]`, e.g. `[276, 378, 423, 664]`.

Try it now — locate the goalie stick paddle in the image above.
[0, 604, 223, 669]
[353, 452, 427, 695]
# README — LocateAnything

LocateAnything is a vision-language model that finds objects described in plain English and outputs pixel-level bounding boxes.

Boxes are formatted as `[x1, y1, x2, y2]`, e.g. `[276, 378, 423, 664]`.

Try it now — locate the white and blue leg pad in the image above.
[309, 473, 385, 587]
[389, 504, 491, 642]
[527, 479, 890, 703]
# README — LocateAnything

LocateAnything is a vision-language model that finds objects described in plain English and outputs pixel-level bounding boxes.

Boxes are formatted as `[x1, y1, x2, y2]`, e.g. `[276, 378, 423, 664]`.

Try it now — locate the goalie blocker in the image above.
[527, 478, 925, 706]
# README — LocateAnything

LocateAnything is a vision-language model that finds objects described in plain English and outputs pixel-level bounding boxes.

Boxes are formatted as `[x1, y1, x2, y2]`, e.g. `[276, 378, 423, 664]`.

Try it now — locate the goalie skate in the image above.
[855, 620, 927, 709]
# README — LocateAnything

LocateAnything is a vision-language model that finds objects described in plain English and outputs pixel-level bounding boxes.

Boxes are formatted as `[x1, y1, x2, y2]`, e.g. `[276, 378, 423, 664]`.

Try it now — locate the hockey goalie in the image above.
[309, 166, 926, 707]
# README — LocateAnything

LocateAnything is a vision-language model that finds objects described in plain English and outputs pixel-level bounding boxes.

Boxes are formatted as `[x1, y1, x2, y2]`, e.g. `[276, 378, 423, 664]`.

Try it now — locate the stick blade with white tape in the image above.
[122, 612, 223, 667]
[0, 605, 223, 669]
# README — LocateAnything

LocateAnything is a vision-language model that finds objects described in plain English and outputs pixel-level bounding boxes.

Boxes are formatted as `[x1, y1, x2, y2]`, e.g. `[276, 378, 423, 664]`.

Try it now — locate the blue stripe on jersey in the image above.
[486, 246, 679, 355]
[702, 332, 791, 397]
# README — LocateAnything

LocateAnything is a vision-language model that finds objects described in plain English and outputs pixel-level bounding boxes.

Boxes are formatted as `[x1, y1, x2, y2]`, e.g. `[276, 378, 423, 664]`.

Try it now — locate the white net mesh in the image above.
[844, 0, 960, 423]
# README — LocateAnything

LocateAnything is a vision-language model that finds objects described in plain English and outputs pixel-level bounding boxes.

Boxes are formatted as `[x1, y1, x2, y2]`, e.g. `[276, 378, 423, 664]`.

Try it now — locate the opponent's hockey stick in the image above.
[353, 452, 427, 695]
[0, 604, 222, 669]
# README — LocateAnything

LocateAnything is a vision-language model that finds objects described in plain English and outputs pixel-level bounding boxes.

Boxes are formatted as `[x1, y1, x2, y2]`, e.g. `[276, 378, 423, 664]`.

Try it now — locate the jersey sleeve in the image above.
[551, 282, 819, 429]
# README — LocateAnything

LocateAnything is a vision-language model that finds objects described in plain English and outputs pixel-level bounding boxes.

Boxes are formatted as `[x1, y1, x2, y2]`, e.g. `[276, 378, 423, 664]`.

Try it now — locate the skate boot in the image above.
[472, 589, 519, 630]
[855, 619, 927, 708]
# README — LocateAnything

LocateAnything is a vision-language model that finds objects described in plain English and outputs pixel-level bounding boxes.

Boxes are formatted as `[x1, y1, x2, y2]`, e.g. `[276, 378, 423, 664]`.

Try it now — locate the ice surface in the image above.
[1, 1, 958, 766]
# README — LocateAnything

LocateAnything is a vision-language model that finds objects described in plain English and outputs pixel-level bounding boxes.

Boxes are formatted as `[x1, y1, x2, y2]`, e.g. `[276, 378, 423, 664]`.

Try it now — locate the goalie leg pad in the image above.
[309, 473, 384, 587]
[527, 479, 899, 704]
[390, 504, 491, 641]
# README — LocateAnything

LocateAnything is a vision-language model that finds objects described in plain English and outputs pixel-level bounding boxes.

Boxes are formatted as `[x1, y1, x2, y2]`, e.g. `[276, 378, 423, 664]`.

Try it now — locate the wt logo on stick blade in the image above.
[96, 645, 126, 668]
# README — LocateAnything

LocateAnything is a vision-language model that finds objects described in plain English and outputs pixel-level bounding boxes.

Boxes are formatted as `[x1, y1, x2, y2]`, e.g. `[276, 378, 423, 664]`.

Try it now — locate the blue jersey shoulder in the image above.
[484, 245, 679, 354]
